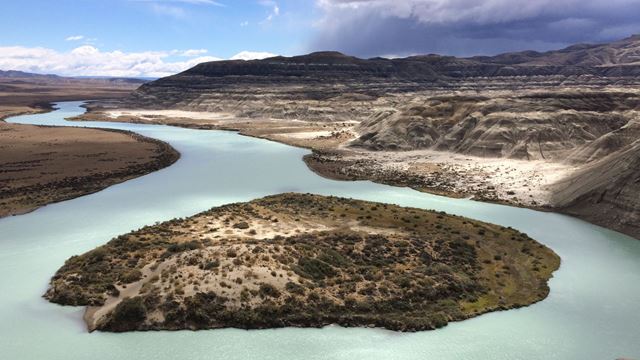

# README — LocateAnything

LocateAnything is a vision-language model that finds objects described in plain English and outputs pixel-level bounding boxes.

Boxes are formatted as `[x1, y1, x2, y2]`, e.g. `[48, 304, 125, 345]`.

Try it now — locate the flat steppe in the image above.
[0, 122, 178, 217]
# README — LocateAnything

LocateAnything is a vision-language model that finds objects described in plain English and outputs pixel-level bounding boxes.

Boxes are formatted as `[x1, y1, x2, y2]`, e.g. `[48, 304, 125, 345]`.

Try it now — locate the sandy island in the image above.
[45, 193, 559, 332]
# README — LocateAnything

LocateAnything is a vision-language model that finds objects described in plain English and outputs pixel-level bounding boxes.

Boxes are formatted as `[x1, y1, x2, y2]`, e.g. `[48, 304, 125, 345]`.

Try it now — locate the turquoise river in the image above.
[1, 101, 639, 360]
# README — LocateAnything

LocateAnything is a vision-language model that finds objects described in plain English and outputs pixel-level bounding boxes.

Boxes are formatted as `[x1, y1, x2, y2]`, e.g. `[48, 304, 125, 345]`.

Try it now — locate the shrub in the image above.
[233, 222, 250, 229]
[89, 248, 108, 262]
[203, 260, 220, 270]
[318, 249, 350, 267]
[111, 297, 147, 325]
[293, 257, 336, 280]
[259, 283, 281, 298]
[162, 241, 201, 258]
[285, 281, 305, 295]
[119, 269, 143, 283]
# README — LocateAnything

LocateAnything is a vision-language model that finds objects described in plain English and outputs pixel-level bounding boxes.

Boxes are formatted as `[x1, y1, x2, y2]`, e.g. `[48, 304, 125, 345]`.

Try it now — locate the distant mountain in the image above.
[0, 70, 149, 84]
[120, 35, 640, 115]
[73, 75, 156, 83]
[0, 70, 60, 79]
[471, 34, 640, 67]
[164, 34, 640, 82]
[171, 50, 439, 82]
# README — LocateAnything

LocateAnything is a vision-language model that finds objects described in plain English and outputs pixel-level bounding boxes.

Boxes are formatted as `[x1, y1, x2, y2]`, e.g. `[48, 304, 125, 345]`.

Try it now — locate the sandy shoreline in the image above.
[305, 148, 577, 208]
[0, 75, 186, 218]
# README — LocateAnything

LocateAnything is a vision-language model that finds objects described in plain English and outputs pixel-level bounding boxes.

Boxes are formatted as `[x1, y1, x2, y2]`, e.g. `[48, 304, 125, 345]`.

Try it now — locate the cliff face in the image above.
[123, 35, 640, 118]
[352, 92, 640, 239]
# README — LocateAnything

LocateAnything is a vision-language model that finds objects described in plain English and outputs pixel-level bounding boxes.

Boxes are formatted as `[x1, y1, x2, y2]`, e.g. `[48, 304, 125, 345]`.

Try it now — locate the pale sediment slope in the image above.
[552, 140, 640, 239]
[329, 91, 640, 238]
[350, 92, 640, 161]
[77, 89, 640, 239]
[306, 148, 577, 208]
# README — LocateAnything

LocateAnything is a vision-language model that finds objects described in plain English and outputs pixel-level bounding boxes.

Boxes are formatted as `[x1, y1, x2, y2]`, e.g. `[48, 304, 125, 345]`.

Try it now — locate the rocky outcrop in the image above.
[350, 91, 640, 239]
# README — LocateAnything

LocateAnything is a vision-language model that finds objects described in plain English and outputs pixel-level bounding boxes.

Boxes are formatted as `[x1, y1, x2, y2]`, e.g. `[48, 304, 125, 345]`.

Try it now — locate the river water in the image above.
[1, 101, 639, 360]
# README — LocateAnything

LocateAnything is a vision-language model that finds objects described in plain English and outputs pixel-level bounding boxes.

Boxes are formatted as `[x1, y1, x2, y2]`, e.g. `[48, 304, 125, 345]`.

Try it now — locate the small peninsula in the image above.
[0, 72, 179, 217]
[0, 122, 179, 217]
[46, 193, 559, 332]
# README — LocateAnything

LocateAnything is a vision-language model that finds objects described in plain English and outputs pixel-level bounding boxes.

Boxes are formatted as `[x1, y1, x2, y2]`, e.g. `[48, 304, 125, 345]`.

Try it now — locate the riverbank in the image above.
[0, 117, 180, 217]
[0, 75, 185, 217]
[72, 108, 565, 209]
[69, 109, 574, 210]
[73, 108, 356, 151]
[1, 101, 179, 218]
[303, 149, 576, 210]
[45, 193, 559, 332]
[70, 103, 639, 241]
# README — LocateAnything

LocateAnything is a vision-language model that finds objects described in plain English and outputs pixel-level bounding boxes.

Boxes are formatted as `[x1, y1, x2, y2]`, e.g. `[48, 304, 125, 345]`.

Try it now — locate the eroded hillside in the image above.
[75, 35, 640, 239]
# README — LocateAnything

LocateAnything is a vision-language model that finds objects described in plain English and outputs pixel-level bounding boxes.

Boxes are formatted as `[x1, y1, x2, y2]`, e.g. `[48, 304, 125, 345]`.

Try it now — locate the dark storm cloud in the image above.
[310, 0, 640, 57]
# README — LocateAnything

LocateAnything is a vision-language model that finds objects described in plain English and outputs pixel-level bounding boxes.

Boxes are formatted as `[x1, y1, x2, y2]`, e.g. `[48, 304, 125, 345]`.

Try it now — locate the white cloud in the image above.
[259, 0, 280, 23]
[174, 49, 209, 57]
[240, 21, 249, 27]
[0, 46, 280, 77]
[65, 35, 84, 41]
[150, 3, 187, 18]
[230, 51, 277, 60]
[0, 45, 221, 77]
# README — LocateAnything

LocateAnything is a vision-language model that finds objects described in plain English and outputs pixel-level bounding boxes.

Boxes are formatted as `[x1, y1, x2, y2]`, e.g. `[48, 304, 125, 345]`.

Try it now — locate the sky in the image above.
[2, 0, 640, 77]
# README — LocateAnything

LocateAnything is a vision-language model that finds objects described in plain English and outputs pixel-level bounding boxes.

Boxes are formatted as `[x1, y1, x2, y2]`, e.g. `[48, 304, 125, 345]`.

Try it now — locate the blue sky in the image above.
[2, 0, 639, 77]
[1, 0, 314, 57]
